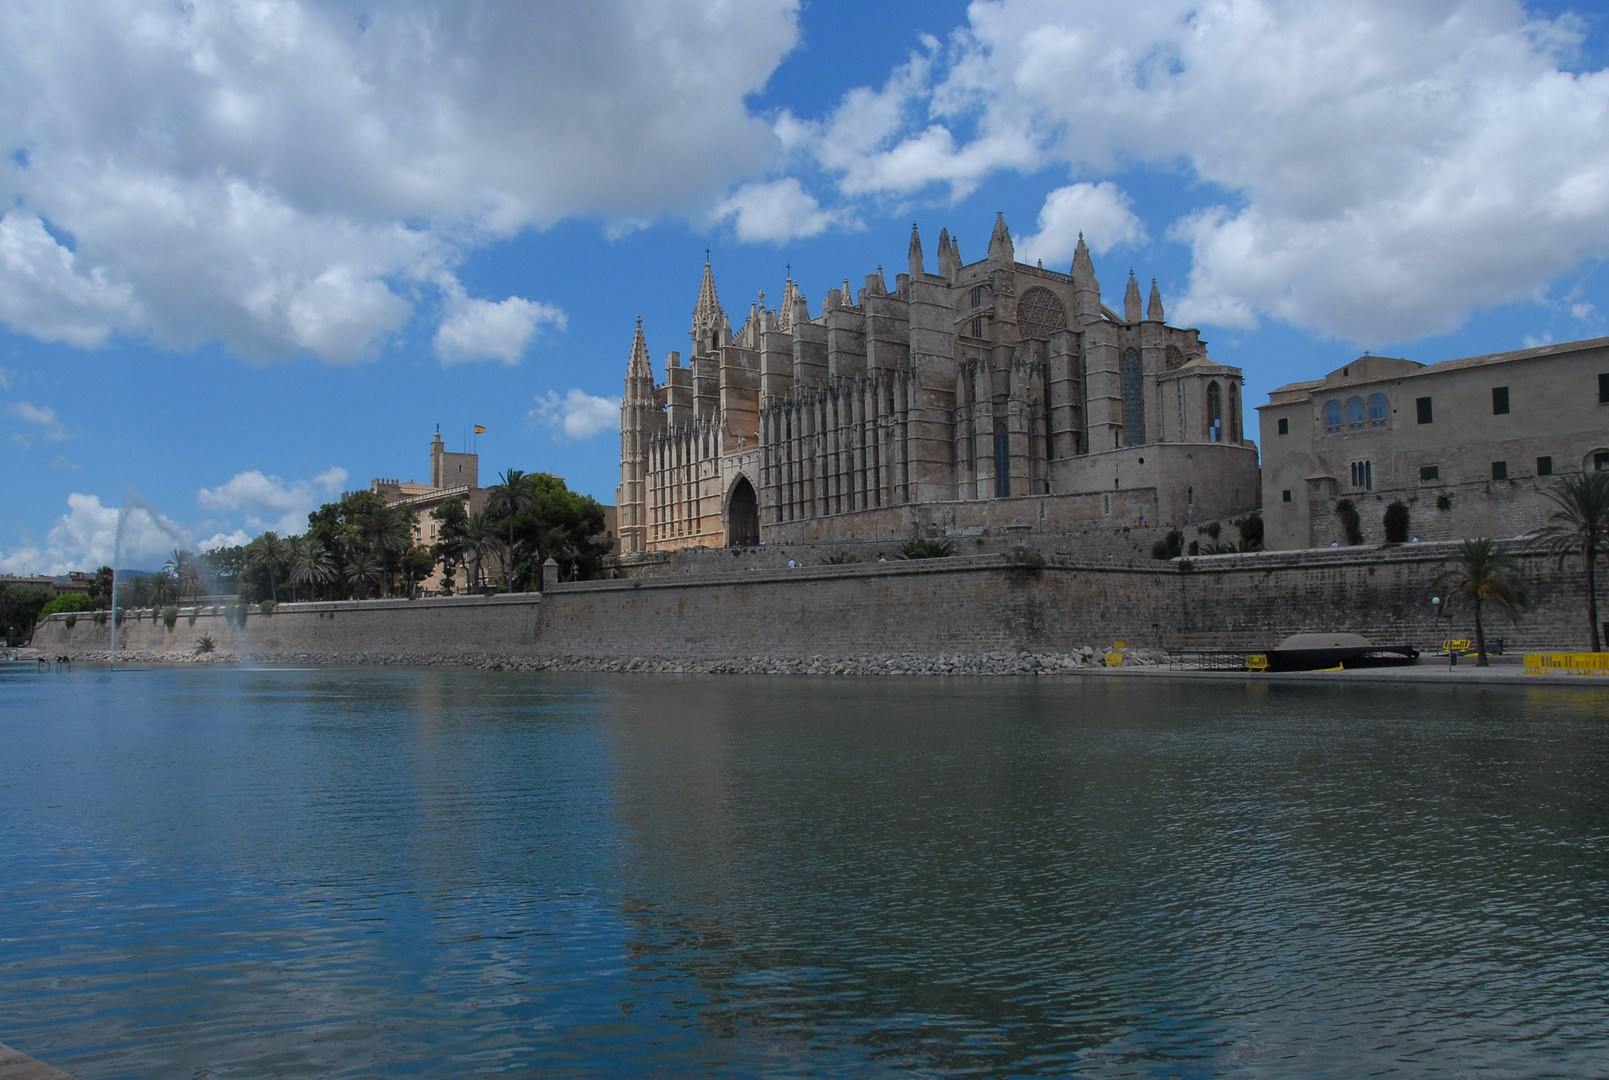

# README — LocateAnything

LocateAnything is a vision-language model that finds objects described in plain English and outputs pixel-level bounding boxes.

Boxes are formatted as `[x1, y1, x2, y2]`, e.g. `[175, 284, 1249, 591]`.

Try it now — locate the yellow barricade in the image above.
[1104, 651, 1125, 668]
[1443, 639, 1473, 655]
[1245, 654, 1269, 672]
[1523, 652, 1609, 675]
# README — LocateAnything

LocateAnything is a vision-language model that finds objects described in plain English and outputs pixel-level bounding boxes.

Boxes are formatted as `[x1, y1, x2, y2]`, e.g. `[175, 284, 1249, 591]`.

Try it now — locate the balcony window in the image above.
[1368, 393, 1389, 426]
[1324, 400, 1343, 433]
[1345, 397, 1365, 429]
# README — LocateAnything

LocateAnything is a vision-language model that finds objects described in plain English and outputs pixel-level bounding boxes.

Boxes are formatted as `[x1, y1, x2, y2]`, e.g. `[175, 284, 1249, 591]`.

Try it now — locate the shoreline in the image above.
[12, 648, 1595, 685]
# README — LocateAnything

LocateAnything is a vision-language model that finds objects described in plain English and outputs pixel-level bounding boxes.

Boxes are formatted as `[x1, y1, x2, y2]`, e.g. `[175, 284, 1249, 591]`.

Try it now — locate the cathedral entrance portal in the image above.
[727, 477, 759, 546]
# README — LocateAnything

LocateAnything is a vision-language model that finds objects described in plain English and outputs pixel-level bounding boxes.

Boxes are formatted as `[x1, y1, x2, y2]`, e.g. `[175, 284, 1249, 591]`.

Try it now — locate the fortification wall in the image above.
[32, 542, 1598, 662]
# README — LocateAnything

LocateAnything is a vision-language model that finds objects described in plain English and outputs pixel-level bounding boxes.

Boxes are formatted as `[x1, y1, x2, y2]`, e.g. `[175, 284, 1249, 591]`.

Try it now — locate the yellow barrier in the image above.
[1104, 651, 1125, 668]
[1443, 639, 1473, 655]
[1245, 654, 1269, 672]
[1523, 653, 1609, 675]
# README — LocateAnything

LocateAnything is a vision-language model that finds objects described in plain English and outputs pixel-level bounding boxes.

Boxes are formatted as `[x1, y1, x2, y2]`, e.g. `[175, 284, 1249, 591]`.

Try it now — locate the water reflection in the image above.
[1, 668, 1606, 1077]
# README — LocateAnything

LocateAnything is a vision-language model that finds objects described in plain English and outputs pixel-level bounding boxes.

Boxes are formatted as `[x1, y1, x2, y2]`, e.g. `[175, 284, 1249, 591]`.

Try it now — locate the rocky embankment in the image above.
[58, 647, 1161, 675]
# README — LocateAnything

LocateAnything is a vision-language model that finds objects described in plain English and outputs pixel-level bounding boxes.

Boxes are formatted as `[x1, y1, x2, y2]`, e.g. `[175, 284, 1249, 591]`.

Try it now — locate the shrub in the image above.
[195, 633, 216, 654]
[825, 553, 860, 564]
[1204, 522, 1222, 541]
[1336, 499, 1364, 545]
[1437, 494, 1453, 513]
[259, 599, 277, 615]
[1188, 540, 1200, 556]
[39, 592, 95, 618]
[93, 611, 108, 626]
[898, 538, 956, 559]
[162, 606, 179, 630]
[187, 611, 198, 626]
[64, 614, 77, 630]
[1151, 529, 1183, 560]
[1202, 542, 1240, 555]
[1383, 501, 1411, 544]
[1236, 513, 1264, 552]
[114, 607, 125, 626]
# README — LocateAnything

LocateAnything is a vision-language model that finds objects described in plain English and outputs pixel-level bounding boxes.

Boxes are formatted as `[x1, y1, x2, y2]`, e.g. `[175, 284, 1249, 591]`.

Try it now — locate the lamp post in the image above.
[1431, 595, 1454, 667]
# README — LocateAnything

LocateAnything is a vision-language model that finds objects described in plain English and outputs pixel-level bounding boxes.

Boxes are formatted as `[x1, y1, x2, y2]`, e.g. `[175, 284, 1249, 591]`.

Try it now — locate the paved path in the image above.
[0, 1043, 76, 1080]
[1116, 654, 1606, 686]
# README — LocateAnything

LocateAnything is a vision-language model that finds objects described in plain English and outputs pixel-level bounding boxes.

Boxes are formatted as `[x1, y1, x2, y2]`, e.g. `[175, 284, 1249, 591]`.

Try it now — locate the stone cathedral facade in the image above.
[616, 215, 1260, 554]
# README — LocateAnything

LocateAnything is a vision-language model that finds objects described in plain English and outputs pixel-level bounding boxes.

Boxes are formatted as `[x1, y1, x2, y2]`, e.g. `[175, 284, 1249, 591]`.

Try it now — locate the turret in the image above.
[938, 228, 959, 281]
[1070, 232, 1102, 325]
[908, 223, 924, 278]
[1146, 278, 1165, 323]
[1124, 270, 1142, 322]
[691, 259, 724, 355]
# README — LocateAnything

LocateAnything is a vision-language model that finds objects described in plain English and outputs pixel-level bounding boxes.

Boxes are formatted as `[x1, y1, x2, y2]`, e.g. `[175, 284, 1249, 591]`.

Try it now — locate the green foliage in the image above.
[1436, 494, 1453, 513]
[1383, 502, 1411, 544]
[88, 566, 115, 606]
[1204, 522, 1222, 541]
[499, 473, 613, 590]
[1433, 537, 1528, 666]
[1236, 513, 1264, 552]
[825, 553, 860, 564]
[1151, 529, 1184, 560]
[162, 606, 179, 630]
[898, 538, 956, 559]
[187, 611, 198, 626]
[1335, 499, 1364, 545]
[93, 611, 107, 626]
[39, 591, 95, 618]
[114, 607, 126, 626]
[429, 496, 471, 593]
[64, 614, 77, 630]
[1201, 542, 1240, 555]
[195, 633, 216, 654]
[1187, 540, 1199, 556]
[258, 599, 277, 615]
[1536, 471, 1609, 651]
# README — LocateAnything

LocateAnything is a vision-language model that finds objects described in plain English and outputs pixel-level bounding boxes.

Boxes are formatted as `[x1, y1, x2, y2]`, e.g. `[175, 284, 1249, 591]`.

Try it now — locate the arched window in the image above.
[1324, 400, 1343, 432]
[1229, 381, 1242, 441]
[1368, 393, 1388, 427]
[1345, 397, 1365, 428]
[971, 316, 984, 338]
[1122, 348, 1145, 446]
[971, 286, 984, 308]
[1207, 381, 1223, 442]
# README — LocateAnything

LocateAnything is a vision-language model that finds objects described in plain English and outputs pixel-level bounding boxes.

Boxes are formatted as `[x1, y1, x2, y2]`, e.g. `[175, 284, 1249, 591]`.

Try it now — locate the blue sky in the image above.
[4, 0, 1608, 573]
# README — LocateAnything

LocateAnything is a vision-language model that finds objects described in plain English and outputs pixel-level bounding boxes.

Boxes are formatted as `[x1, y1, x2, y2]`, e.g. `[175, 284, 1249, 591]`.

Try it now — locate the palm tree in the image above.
[164, 548, 204, 601]
[247, 531, 289, 603]
[1433, 538, 1528, 666]
[345, 551, 384, 599]
[290, 539, 336, 602]
[147, 568, 176, 607]
[462, 511, 499, 591]
[365, 505, 413, 598]
[1536, 471, 1609, 651]
[486, 469, 535, 591]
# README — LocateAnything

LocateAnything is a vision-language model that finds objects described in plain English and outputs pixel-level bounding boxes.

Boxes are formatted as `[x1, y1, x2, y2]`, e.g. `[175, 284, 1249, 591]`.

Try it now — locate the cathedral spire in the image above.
[908, 222, 924, 278]
[938, 227, 959, 281]
[1147, 278, 1165, 323]
[1070, 232, 1102, 324]
[988, 211, 1014, 264]
[691, 257, 724, 353]
[1124, 269, 1142, 322]
[628, 315, 651, 376]
[778, 275, 799, 332]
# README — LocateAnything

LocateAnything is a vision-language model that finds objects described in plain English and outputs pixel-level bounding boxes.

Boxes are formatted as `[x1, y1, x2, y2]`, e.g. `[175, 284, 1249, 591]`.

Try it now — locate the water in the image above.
[2, 667, 1607, 1078]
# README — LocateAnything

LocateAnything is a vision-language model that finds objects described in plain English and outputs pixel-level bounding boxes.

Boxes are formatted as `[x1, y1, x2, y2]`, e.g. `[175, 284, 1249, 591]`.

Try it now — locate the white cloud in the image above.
[528, 389, 622, 441]
[0, 492, 187, 575]
[7, 400, 70, 446]
[1017, 182, 1146, 266]
[434, 276, 566, 365]
[196, 466, 347, 534]
[714, 178, 841, 244]
[790, 0, 1609, 343]
[0, 1, 799, 362]
[198, 529, 251, 553]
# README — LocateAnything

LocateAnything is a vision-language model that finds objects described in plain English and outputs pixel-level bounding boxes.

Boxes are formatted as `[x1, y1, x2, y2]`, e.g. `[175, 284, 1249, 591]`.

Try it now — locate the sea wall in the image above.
[31, 541, 1598, 663]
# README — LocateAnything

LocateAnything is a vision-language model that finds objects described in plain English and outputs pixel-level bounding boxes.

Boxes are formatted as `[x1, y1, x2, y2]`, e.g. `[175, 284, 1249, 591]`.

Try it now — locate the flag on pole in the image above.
[474, 425, 487, 434]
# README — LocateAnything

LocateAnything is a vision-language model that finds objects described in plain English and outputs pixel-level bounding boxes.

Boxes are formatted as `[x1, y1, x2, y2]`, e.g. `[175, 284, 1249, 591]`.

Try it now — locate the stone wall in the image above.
[32, 541, 1600, 662]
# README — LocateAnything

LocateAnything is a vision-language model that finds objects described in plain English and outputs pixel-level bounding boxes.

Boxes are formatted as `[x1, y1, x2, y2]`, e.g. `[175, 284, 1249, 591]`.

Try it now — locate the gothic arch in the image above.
[725, 474, 759, 546]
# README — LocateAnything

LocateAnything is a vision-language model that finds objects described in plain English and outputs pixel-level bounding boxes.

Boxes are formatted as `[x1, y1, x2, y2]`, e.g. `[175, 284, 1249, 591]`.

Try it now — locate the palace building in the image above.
[616, 215, 1260, 553]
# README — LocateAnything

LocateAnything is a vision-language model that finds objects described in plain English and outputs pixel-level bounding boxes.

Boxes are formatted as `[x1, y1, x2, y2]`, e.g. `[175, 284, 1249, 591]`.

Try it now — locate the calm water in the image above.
[2, 666, 1607, 1078]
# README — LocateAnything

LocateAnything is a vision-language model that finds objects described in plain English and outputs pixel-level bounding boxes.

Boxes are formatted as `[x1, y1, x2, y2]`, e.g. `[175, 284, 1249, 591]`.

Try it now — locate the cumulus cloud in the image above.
[0, 492, 186, 575]
[788, 0, 1609, 343]
[0, 1, 799, 361]
[1017, 182, 1146, 266]
[528, 389, 621, 441]
[196, 466, 348, 534]
[434, 276, 566, 365]
[715, 178, 843, 244]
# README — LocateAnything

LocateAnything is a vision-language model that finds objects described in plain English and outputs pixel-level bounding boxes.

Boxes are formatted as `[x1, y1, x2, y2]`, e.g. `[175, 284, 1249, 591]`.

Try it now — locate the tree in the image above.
[1335, 499, 1364, 545]
[345, 551, 383, 599]
[87, 566, 115, 608]
[486, 469, 537, 590]
[290, 539, 337, 602]
[1433, 538, 1528, 666]
[365, 505, 414, 598]
[429, 497, 470, 594]
[164, 549, 204, 600]
[147, 568, 176, 607]
[246, 531, 289, 603]
[461, 511, 500, 591]
[502, 473, 612, 588]
[39, 592, 95, 618]
[5, 585, 57, 643]
[1536, 471, 1609, 651]
[399, 546, 435, 598]
[202, 546, 246, 597]
[1236, 513, 1264, 552]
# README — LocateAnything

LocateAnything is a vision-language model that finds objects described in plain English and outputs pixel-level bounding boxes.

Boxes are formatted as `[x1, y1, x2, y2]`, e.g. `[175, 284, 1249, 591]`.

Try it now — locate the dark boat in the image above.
[1264, 633, 1419, 672]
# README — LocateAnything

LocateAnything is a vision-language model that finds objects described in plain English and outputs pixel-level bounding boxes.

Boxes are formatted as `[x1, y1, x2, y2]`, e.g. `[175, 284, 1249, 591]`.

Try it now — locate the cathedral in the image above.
[616, 215, 1259, 554]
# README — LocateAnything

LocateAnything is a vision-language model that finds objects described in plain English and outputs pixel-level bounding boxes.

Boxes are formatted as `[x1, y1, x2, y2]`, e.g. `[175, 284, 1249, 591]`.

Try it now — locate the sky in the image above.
[3, 0, 1608, 574]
